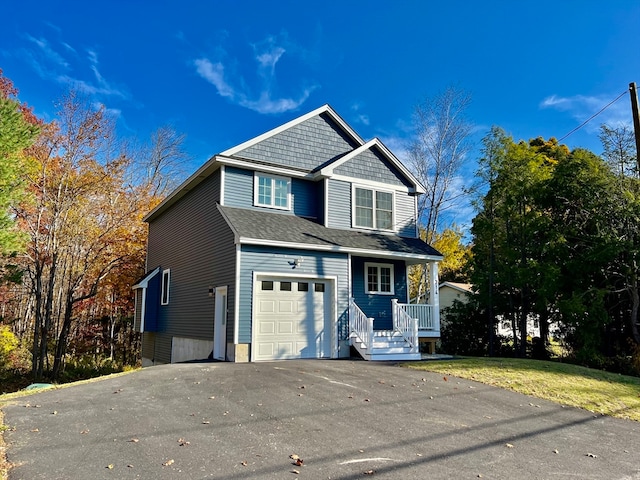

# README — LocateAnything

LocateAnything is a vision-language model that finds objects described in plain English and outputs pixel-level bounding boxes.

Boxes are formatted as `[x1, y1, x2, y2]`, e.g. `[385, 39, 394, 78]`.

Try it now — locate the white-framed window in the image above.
[365, 262, 394, 295]
[353, 186, 394, 230]
[254, 173, 291, 210]
[161, 269, 171, 305]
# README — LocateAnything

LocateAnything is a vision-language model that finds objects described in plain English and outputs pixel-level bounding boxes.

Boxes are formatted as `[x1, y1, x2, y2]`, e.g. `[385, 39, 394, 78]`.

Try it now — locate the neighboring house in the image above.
[439, 282, 474, 318]
[133, 105, 443, 364]
[437, 282, 545, 339]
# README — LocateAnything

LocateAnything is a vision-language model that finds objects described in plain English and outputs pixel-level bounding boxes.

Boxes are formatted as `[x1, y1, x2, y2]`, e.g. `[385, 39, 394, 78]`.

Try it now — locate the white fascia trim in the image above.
[220, 165, 226, 206]
[132, 266, 161, 289]
[216, 155, 313, 179]
[238, 237, 443, 262]
[143, 157, 220, 222]
[330, 173, 411, 193]
[317, 138, 426, 195]
[220, 104, 365, 157]
[234, 244, 241, 345]
[323, 177, 329, 228]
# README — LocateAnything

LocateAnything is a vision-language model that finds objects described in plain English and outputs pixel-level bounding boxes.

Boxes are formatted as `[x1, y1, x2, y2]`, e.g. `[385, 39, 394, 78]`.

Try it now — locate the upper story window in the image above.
[354, 186, 394, 230]
[254, 173, 291, 210]
[365, 262, 394, 295]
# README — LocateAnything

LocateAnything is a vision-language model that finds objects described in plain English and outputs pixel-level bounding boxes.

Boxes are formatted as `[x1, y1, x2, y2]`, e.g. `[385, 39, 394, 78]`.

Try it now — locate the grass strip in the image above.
[405, 357, 640, 421]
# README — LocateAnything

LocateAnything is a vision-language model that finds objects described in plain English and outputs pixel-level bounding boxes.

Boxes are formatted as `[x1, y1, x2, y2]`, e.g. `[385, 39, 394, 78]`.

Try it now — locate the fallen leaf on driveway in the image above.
[106, 464, 114, 469]
[178, 438, 190, 446]
[364, 470, 375, 475]
[128, 438, 139, 443]
[289, 454, 300, 461]
[292, 469, 300, 474]
[162, 459, 174, 466]
[241, 461, 247, 466]
[586, 453, 597, 458]
[505, 443, 514, 448]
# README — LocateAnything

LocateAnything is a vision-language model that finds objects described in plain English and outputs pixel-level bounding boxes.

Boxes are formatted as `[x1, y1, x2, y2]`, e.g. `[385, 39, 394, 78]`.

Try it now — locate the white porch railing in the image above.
[349, 298, 374, 348]
[391, 299, 418, 351]
[397, 302, 438, 331]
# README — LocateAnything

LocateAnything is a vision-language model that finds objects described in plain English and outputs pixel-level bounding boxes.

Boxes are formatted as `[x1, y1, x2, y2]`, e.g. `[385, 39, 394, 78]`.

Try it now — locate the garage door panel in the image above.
[258, 300, 275, 313]
[254, 278, 330, 361]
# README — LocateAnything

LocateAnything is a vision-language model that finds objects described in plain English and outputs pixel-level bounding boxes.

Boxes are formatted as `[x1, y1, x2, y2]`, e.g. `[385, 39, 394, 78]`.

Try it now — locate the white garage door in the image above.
[254, 278, 331, 361]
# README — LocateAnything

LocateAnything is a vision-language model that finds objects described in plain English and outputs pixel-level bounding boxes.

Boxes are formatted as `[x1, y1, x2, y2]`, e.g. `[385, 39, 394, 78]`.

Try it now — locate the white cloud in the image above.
[541, 92, 631, 131]
[25, 34, 69, 68]
[194, 33, 318, 114]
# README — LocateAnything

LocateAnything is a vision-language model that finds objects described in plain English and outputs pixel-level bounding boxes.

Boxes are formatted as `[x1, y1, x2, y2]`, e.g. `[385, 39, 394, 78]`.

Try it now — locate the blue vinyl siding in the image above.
[327, 179, 351, 229]
[351, 256, 407, 330]
[224, 166, 318, 218]
[395, 193, 417, 237]
[223, 166, 253, 208]
[237, 245, 349, 345]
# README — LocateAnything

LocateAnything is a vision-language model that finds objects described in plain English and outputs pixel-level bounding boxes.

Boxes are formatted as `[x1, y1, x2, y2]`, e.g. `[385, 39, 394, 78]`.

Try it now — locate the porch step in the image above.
[350, 330, 421, 361]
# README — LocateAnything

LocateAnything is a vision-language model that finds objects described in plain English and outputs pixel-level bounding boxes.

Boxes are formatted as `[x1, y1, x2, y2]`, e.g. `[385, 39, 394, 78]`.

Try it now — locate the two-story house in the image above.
[133, 105, 442, 364]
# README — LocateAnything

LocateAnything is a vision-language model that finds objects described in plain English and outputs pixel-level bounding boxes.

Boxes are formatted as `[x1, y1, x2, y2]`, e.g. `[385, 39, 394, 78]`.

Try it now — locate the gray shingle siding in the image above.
[237, 245, 350, 345]
[334, 147, 413, 188]
[233, 113, 359, 171]
[146, 170, 236, 357]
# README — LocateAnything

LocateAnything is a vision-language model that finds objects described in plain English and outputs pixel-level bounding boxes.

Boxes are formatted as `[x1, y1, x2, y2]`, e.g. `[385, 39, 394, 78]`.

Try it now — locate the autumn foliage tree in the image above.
[0, 71, 187, 384]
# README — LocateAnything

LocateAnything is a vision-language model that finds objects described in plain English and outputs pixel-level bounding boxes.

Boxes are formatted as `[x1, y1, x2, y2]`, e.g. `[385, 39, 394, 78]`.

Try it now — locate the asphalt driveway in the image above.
[3, 359, 640, 479]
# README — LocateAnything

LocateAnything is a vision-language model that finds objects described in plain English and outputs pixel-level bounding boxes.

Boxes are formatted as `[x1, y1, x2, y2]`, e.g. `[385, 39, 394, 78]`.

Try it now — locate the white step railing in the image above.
[349, 298, 374, 349]
[397, 302, 438, 330]
[391, 299, 418, 351]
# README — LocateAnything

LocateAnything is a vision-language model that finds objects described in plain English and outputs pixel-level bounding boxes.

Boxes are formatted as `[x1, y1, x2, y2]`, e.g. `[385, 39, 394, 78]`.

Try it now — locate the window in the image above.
[354, 187, 394, 230]
[161, 269, 171, 305]
[297, 282, 309, 292]
[314, 283, 325, 293]
[365, 263, 394, 294]
[254, 173, 291, 209]
[261, 281, 274, 291]
[280, 281, 292, 291]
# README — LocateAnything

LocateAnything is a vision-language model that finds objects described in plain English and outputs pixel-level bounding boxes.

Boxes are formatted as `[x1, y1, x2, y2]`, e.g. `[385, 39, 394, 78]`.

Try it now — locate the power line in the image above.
[558, 89, 629, 142]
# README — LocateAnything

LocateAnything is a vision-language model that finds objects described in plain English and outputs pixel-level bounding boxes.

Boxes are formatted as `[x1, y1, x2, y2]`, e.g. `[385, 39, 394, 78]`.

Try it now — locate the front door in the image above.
[214, 286, 227, 360]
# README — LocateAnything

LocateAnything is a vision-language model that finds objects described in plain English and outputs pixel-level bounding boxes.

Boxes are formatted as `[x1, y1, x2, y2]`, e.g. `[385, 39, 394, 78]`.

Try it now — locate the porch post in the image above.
[428, 261, 440, 331]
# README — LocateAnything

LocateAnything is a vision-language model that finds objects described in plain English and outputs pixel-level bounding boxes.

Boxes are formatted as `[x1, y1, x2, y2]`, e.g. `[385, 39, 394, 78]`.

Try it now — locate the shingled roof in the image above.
[218, 205, 442, 263]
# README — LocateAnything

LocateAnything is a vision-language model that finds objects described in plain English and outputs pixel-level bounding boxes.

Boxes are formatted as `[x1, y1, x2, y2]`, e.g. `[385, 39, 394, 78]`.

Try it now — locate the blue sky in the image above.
[2, 1, 639, 227]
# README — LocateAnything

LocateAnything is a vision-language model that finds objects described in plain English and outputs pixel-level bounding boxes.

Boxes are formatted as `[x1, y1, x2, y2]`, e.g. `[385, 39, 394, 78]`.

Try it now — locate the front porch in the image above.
[349, 298, 440, 361]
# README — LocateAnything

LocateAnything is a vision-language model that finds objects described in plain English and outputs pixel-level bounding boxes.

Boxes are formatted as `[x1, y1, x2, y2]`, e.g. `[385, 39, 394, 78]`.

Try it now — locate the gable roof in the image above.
[218, 205, 442, 263]
[221, 104, 365, 158]
[315, 138, 426, 194]
[145, 104, 425, 222]
[439, 282, 474, 294]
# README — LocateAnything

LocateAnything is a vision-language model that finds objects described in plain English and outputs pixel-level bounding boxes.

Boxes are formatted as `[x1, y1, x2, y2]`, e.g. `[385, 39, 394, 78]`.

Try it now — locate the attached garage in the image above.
[253, 276, 333, 361]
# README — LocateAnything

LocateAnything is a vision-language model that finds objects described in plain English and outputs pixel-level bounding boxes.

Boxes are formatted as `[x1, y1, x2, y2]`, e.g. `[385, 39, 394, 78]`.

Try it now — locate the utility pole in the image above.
[630, 82, 640, 175]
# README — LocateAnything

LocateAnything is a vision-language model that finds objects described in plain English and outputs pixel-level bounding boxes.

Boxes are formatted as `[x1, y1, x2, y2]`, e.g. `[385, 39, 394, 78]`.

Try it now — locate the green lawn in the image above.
[405, 357, 640, 422]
